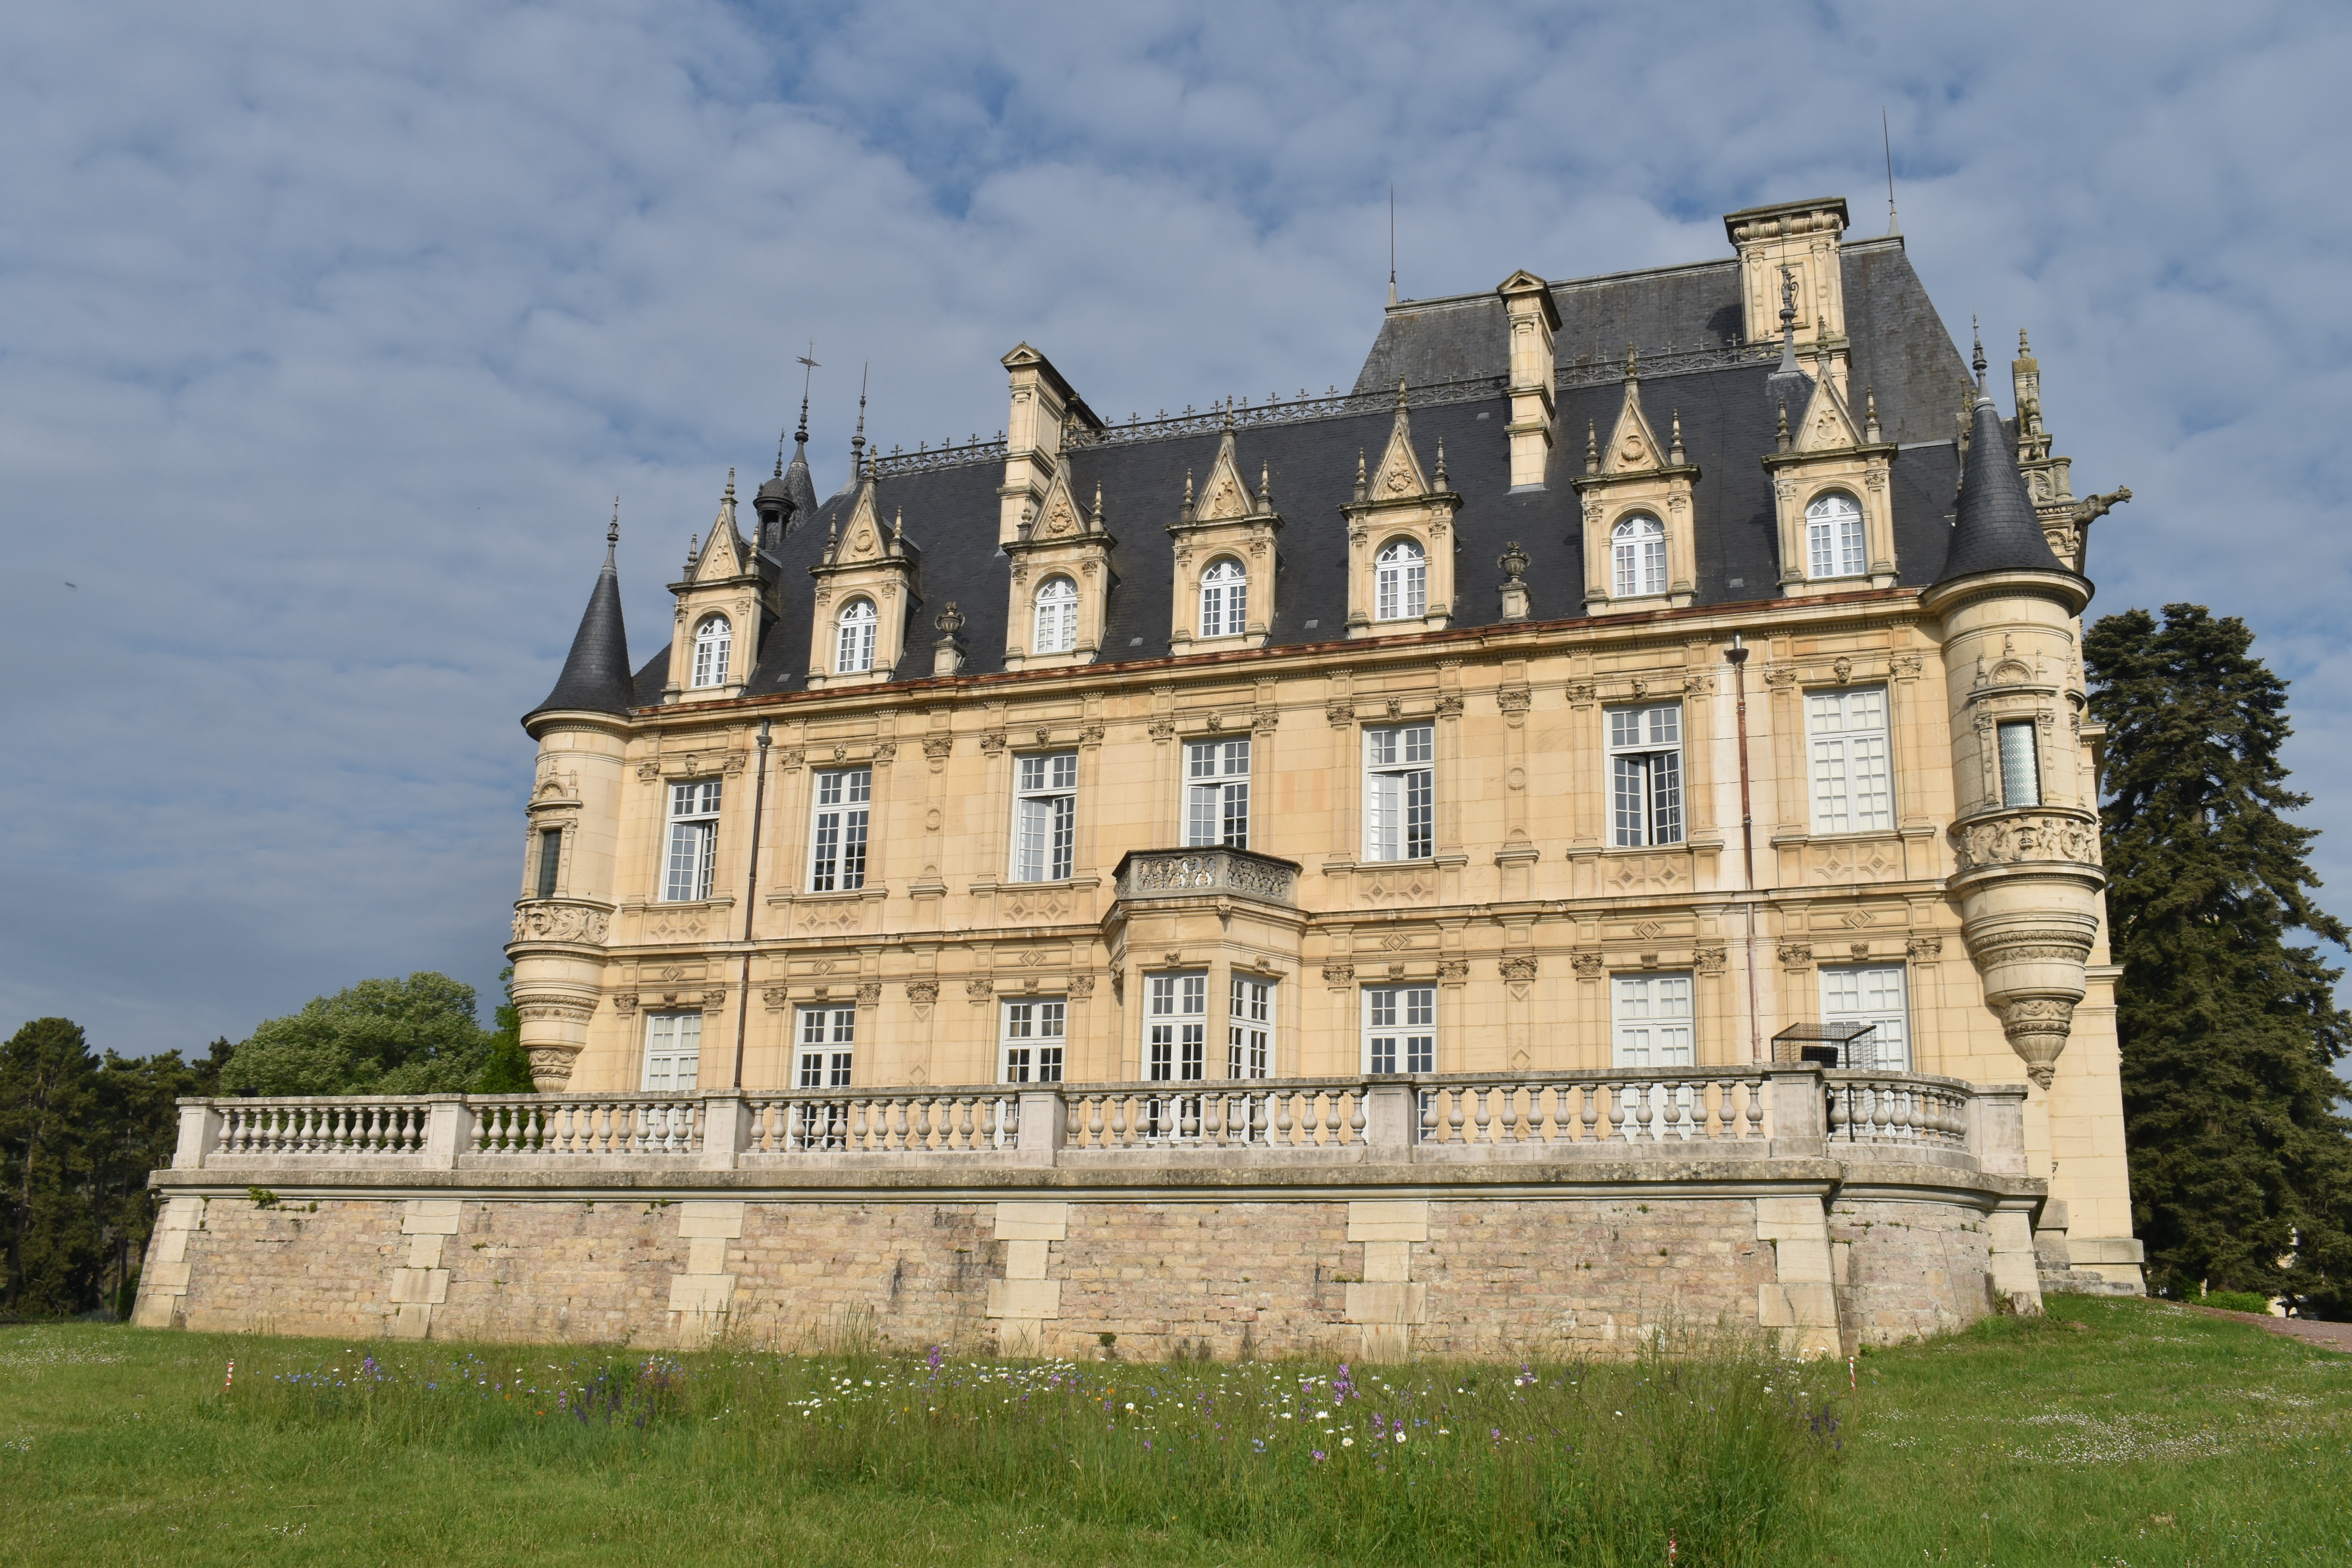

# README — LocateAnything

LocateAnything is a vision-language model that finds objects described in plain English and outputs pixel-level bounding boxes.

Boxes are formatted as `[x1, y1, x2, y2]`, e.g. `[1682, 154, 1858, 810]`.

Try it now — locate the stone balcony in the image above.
[1111, 847, 1301, 910]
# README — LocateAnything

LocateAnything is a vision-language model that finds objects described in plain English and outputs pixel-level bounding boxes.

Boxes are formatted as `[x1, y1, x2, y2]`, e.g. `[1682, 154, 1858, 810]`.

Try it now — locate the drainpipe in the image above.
[733, 719, 772, 1089]
[1726, 635, 1762, 1064]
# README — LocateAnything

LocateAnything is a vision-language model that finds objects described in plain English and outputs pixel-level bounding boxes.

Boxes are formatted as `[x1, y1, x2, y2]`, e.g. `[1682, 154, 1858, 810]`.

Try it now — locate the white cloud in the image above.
[2, 0, 2348, 1054]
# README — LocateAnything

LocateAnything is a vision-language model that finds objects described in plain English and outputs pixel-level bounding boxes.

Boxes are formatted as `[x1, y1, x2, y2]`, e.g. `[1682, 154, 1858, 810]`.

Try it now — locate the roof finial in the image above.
[1388, 182, 1397, 307]
[891, 506, 904, 545]
[850, 360, 869, 469]
[1863, 386, 1882, 444]
[1624, 343, 1638, 382]
[1971, 316, 1987, 392]
[1433, 437, 1447, 487]
[2018, 327, 2032, 356]
[1353, 449, 1368, 501]
[724, 466, 736, 503]
[1775, 400, 1791, 453]
[1258, 460, 1272, 512]
[1092, 481, 1105, 527]
[1395, 375, 1408, 412]
[1585, 420, 1599, 474]
[1668, 410, 1685, 466]
[607, 495, 620, 551]
[1777, 267, 1800, 375]
[794, 341, 819, 457]
[1882, 107, 1901, 236]
[1182, 469, 1195, 520]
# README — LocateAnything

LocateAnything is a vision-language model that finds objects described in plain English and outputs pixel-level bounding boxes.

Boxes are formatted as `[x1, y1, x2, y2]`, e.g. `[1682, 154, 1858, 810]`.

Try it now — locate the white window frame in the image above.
[1374, 538, 1427, 622]
[1808, 686, 1893, 835]
[1228, 975, 1274, 1079]
[796, 1005, 855, 1088]
[690, 614, 732, 688]
[662, 779, 721, 902]
[1997, 720, 2042, 807]
[835, 598, 878, 674]
[1363, 722, 1434, 862]
[1012, 751, 1078, 882]
[1821, 964, 1909, 1072]
[1607, 704, 1683, 848]
[1611, 513, 1667, 597]
[641, 1011, 702, 1092]
[1185, 737, 1252, 849]
[1611, 973, 1694, 1068]
[1200, 557, 1248, 638]
[1000, 998, 1067, 1083]
[808, 766, 871, 892]
[1033, 576, 1078, 655]
[1805, 491, 1867, 579]
[1146, 972, 1207, 1083]
[1363, 985, 1435, 1075]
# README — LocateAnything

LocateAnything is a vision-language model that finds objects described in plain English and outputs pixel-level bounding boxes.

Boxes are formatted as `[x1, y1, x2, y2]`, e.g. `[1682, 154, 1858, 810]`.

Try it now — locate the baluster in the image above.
[1443, 1088, 1464, 1146]
[1472, 1087, 1493, 1144]
[955, 1096, 975, 1151]
[1875, 1086, 1898, 1141]
[1249, 1093, 1268, 1146]
[1109, 1096, 1129, 1147]
[981, 1097, 1000, 1149]
[1205, 1093, 1226, 1145]
[1828, 1086, 1851, 1139]
[1273, 1091, 1294, 1146]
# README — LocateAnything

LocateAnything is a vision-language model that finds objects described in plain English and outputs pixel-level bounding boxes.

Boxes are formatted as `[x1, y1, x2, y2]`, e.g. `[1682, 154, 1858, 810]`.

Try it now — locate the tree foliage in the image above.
[472, 966, 537, 1094]
[2086, 603, 2352, 1314]
[218, 972, 495, 1096]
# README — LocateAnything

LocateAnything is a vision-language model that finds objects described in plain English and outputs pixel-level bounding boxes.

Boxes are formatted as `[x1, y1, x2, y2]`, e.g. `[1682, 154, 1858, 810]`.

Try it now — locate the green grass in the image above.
[0, 1297, 2345, 1566]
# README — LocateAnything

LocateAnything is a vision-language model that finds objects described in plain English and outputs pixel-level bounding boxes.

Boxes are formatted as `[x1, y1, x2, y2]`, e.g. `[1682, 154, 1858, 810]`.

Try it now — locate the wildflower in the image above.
[1311, 1450, 1327, 1463]
[1125, 1402, 1136, 1412]
[1341, 1437, 1354, 1447]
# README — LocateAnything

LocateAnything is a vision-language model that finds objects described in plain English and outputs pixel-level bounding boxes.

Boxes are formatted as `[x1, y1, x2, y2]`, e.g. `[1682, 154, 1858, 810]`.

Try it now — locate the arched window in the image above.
[690, 615, 731, 688]
[1374, 538, 1426, 621]
[1034, 576, 1078, 655]
[835, 599, 878, 674]
[1200, 559, 1248, 638]
[1806, 491, 1866, 579]
[1611, 514, 1667, 598]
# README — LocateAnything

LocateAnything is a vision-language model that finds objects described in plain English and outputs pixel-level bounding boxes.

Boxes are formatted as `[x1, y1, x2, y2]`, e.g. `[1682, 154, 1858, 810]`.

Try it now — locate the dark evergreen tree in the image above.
[2086, 603, 2352, 1314]
[0, 1019, 103, 1315]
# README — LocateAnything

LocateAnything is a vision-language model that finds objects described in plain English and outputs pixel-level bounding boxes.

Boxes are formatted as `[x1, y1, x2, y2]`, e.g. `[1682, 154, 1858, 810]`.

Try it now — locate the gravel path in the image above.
[2183, 1302, 2352, 1352]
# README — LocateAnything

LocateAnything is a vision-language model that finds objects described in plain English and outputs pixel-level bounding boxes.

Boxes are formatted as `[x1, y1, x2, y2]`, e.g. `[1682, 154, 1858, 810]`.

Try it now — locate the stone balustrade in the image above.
[1111, 846, 1301, 909]
[171, 1067, 2025, 1176]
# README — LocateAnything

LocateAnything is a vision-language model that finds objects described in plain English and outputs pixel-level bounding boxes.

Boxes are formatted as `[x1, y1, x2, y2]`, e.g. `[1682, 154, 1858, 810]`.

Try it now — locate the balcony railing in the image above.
[170, 1067, 2019, 1175]
[1112, 848, 1300, 909]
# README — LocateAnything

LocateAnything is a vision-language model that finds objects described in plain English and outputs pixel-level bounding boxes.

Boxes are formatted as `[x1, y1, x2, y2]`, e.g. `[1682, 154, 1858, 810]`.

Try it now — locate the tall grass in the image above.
[220, 1325, 1841, 1566]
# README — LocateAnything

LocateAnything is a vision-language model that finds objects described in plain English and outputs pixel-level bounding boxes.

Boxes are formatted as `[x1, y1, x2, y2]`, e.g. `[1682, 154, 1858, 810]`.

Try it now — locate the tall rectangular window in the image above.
[1808, 687, 1893, 834]
[1364, 985, 1435, 1074]
[1014, 751, 1078, 882]
[1001, 999, 1066, 1083]
[641, 1012, 701, 1091]
[1186, 739, 1252, 849]
[1147, 973, 1207, 1082]
[797, 1006, 856, 1088]
[663, 780, 721, 902]
[1997, 720, 2042, 807]
[1611, 973, 1694, 1067]
[1363, 723, 1434, 862]
[534, 828, 562, 899]
[1822, 965, 1909, 1072]
[1228, 976, 1273, 1079]
[808, 766, 872, 892]
[1607, 704, 1683, 848]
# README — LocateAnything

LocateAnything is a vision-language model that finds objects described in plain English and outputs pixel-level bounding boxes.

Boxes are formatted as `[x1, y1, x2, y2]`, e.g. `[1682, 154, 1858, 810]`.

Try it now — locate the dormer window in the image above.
[1374, 538, 1426, 621]
[1199, 559, 1247, 638]
[690, 615, 731, 688]
[1806, 491, 1866, 579]
[1611, 514, 1666, 598]
[835, 598, 877, 674]
[1034, 576, 1078, 655]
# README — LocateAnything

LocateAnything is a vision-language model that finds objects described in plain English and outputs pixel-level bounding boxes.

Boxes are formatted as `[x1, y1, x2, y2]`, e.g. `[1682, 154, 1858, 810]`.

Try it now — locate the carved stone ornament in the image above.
[1499, 955, 1539, 982]
[1949, 813, 2102, 873]
[1694, 945, 1728, 975]
[1080, 722, 1107, 747]
[980, 730, 1008, 756]
[1436, 959, 1470, 982]
[1893, 653, 1924, 677]
[761, 986, 788, 1011]
[1147, 717, 1176, 743]
[1322, 962, 1356, 985]
[1564, 680, 1598, 704]
[1777, 942, 1815, 965]
[1496, 686, 1532, 714]
[872, 741, 898, 764]
[510, 902, 612, 944]
[1832, 657, 1854, 684]
[1999, 997, 2078, 1089]
[701, 988, 728, 1010]
[905, 980, 939, 1006]
[611, 992, 639, 1015]
[1325, 699, 1355, 727]
[923, 735, 955, 760]
[1906, 936, 1944, 960]
[1436, 694, 1465, 717]
[1251, 709, 1280, 734]
[966, 978, 995, 1000]
[525, 1044, 581, 1093]
[1069, 973, 1096, 1000]
[1762, 666, 1800, 690]
[1569, 952, 1604, 978]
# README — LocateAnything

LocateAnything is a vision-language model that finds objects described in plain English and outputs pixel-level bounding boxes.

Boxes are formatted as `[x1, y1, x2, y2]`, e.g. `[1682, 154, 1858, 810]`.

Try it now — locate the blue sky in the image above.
[4, 1, 2349, 1059]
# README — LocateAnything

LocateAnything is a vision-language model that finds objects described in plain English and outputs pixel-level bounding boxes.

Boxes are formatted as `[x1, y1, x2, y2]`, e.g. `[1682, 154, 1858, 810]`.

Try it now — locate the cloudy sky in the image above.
[4, 1, 2348, 1060]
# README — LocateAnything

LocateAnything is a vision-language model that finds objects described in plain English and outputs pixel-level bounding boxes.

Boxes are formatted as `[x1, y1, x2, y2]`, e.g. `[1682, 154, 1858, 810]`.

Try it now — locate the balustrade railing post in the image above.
[1016, 1090, 1067, 1160]
[701, 1093, 750, 1171]
[1362, 1082, 1416, 1158]
[1971, 1084, 2029, 1175]
[1766, 1069, 1826, 1158]
[422, 1096, 466, 1171]
[172, 1100, 223, 1170]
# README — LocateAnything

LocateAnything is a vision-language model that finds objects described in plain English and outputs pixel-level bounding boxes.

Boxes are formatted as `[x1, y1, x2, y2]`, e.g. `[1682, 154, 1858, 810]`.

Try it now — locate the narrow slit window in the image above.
[534, 828, 562, 900]
[1997, 720, 2042, 807]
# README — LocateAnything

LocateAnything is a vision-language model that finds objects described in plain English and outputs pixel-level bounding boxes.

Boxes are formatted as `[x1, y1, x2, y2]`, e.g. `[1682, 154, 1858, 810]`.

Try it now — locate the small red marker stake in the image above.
[1848, 1355, 1857, 1392]
[224, 1359, 235, 1394]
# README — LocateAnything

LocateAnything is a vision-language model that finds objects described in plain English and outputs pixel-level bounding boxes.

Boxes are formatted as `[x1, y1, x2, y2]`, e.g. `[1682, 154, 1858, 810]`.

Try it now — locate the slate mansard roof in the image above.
[534, 234, 1992, 719]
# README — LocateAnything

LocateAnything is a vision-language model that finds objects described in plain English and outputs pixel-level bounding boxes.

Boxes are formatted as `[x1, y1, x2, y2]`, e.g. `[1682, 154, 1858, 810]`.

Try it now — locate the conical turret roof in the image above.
[1937, 393, 2069, 583]
[527, 528, 633, 721]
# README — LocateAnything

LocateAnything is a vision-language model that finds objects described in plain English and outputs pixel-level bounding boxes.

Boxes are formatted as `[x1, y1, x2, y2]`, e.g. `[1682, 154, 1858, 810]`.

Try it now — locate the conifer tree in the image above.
[2086, 604, 2352, 1313]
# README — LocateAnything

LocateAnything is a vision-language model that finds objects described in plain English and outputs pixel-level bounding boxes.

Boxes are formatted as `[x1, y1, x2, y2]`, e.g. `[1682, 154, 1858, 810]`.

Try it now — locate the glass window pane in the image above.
[1997, 721, 2041, 807]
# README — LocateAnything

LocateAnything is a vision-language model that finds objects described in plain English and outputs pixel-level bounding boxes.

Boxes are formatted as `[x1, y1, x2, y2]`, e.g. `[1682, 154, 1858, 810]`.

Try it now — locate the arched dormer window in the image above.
[1200, 558, 1247, 638]
[690, 614, 732, 688]
[1374, 538, 1426, 621]
[1034, 576, 1078, 655]
[1611, 514, 1666, 598]
[835, 598, 878, 675]
[1806, 491, 1866, 579]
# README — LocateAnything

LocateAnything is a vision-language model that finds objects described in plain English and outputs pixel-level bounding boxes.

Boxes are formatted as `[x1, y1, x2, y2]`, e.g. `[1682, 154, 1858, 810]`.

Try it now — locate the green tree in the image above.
[2086, 603, 2352, 1314]
[91, 1045, 218, 1316]
[0, 1019, 103, 1315]
[471, 966, 536, 1093]
[217, 973, 494, 1096]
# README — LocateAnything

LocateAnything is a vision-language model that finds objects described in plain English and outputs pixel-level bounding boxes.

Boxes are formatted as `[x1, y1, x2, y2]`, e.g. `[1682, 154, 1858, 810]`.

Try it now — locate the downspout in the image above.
[1726, 635, 1762, 1063]
[733, 718, 772, 1089]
